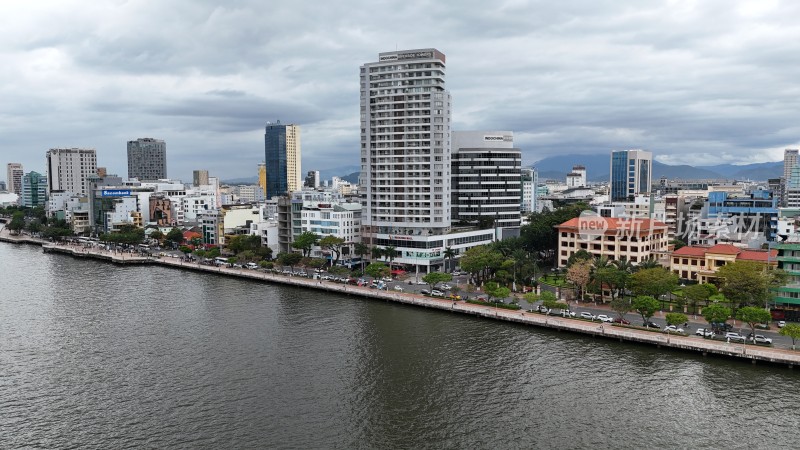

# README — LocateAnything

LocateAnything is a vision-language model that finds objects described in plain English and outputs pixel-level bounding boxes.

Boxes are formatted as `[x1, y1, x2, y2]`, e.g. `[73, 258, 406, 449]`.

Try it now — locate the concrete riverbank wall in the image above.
[3, 231, 800, 368]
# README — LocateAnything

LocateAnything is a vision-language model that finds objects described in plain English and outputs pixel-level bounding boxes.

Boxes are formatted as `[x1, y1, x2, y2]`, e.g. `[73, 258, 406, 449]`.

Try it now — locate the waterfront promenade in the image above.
[3, 228, 800, 368]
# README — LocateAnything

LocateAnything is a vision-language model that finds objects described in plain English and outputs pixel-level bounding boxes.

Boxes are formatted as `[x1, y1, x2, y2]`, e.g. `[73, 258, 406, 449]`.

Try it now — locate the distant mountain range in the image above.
[223, 165, 360, 185]
[533, 154, 783, 182]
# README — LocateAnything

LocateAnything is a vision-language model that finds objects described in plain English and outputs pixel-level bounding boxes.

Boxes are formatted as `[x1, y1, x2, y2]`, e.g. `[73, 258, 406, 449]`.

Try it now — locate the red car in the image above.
[612, 317, 631, 325]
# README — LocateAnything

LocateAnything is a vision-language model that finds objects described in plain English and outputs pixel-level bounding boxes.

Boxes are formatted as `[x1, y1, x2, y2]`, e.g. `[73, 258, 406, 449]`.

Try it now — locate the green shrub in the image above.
[466, 299, 521, 310]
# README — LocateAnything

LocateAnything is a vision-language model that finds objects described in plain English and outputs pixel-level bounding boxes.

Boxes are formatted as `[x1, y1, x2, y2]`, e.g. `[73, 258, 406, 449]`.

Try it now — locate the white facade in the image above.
[360, 48, 453, 271]
[566, 165, 586, 188]
[105, 197, 139, 229]
[46, 148, 97, 196]
[235, 185, 265, 203]
[521, 168, 538, 214]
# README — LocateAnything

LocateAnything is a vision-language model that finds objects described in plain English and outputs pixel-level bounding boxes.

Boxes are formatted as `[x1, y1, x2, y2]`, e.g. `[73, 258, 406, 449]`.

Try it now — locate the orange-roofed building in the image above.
[669, 244, 777, 283]
[556, 216, 669, 267]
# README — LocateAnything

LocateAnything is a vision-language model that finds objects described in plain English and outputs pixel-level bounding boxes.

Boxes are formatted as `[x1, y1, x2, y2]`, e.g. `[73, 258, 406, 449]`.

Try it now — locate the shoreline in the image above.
[3, 230, 799, 368]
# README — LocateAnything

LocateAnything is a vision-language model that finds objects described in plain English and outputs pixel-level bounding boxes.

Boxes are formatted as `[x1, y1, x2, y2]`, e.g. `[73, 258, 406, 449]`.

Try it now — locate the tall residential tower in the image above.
[264, 121, 301, 198]
[6, 163, 23, 195]
[46, 148, 97, 196]
[127, 138, 167, 181]
[360, 48, 452, 271]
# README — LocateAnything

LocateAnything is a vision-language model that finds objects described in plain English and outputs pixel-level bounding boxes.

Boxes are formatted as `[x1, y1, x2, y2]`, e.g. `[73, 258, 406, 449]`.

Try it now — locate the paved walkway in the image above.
[4, 229, 799, 367]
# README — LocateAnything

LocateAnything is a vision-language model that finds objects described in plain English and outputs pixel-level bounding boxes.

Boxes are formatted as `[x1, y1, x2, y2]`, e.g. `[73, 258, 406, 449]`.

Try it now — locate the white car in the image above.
[778, 321, 786, 328]
[663, 325, 684, 333]
[748, 334, 773, 344]
[431, 290, 444, 297]
[393, 285, 404, 292]
[596, 314, 613, 323]
[724, 332, 746, 343]
[579, 312, 595, 320]
[440, 284, 452, 290]
[416, 280, 427, 285]
[695, 328, 713, 337]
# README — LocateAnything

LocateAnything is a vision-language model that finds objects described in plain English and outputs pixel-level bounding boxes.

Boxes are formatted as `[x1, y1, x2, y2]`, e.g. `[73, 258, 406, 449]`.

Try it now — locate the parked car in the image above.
[245, 262, 258, 269]
[560, 310, 577, 318]
[724, 332, 746, 343]
[747, 334, 773, 344]
[612, 317, 630, 325]
[421, 289, 430, 296]
[537, 305, 549, 313]
[440, 284, 452, 290]
[448, 294, 461, 300]
[431, 290, 444, 297]
[417, 280, 427, 285]
[393, 285, 404, 292]
[695, 328, 713, 337]
[778, 320, 787, 328]
[580, 312, 595, 320]
[643, 321, 659, 329]
[663, 325, 684, 333]
[596, 314, 613, 323]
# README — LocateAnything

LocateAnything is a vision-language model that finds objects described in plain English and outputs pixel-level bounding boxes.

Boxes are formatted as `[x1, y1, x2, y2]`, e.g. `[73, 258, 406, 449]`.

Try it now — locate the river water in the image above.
[1, 241, 798, 449]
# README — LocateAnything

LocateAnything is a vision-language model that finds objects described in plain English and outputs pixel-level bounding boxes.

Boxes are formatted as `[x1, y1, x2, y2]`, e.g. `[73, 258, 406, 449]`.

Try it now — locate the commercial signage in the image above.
[483, 135, 513, 142]
[101, 189, 131, 197]
[379, 51, 434, 62]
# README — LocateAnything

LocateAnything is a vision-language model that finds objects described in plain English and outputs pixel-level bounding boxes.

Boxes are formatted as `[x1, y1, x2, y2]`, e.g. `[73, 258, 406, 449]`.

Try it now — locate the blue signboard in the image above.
[101, 189, 131, 197]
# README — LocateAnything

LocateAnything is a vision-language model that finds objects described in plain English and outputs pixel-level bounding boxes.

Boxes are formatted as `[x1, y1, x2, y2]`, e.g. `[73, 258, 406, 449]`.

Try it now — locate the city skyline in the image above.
[1, 1, 800, 183]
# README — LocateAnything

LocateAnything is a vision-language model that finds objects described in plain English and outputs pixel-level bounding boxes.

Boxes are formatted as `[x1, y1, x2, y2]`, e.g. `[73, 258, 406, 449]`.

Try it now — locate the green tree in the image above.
[735, 306, 772, 345]
[291, 231, 319, 258]
[519, 203, 587, 256]
[566, 249, 593, 268]
[460, 245, 504, 286]
[149, 229, 164, 243]
[179, 245, 192, 255]
[671, 238, 687, 250]
[443, 247, 457, 272]
[665, 312, 688, 329]
[276, 252, 303, 271]
[8, 212, 25, 235]
[632, 295, 660, 326]
[779, 323, 800, 350]
[371, 246, 383, 261]
[354, 242, 370, 272]
[682, 283, 712, 313]
[484, 281, 510, 303]
[702, 303, 732, 330]
[610, 297, 632, 320]
[365, 262, 390, 279]
[383, 246, 398, 268]
[165, 227, 184, 247]
[525, 290, 558, 310]
[319, 235, 346, 266]
[629, 267, 678, 308]
[592, 265, 628, 301]
[716, 261, 784, 310]
[422, 272, 453, 292]
[228, 235, 261, 254]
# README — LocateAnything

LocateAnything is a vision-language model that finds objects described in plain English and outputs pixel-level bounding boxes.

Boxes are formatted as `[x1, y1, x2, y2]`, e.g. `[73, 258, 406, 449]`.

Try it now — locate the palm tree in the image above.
[593, 255, 611, 270]
[354, 242, 369, 273]
[612, 257, 634, 274]
[637, 256, 660, 271]
[443, 247, 456, 273]
[384, 246, 397, 269]
[371, 246, 383, 262]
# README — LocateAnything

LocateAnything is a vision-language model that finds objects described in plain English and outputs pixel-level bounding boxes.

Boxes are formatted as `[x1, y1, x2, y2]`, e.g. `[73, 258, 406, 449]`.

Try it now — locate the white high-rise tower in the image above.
[360, 48, 452, 271]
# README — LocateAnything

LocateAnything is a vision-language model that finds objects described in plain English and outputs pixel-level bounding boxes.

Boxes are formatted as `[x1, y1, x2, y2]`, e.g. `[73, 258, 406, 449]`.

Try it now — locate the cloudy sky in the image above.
[2, 0, 799, 183]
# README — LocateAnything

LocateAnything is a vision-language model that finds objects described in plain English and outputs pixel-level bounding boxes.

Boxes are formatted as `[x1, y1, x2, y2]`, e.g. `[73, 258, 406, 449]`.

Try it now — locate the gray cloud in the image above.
[1, 0, 799, 183]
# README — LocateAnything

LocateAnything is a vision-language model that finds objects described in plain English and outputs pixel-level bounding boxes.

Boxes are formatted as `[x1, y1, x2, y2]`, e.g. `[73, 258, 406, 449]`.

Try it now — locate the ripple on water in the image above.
[1, 243, 800, 448]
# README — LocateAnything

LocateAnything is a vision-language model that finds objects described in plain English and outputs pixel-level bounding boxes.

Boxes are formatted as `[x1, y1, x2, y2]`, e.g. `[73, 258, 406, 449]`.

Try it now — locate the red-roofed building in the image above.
[556, 216, 669, 267]
[669, 245, 777, 283]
